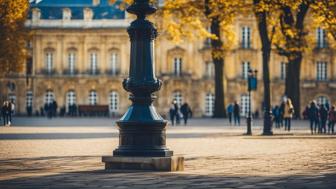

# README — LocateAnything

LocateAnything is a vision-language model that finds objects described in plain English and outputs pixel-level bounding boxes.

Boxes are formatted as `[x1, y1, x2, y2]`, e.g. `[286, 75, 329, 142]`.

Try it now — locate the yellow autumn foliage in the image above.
[0, 0, 29, 77]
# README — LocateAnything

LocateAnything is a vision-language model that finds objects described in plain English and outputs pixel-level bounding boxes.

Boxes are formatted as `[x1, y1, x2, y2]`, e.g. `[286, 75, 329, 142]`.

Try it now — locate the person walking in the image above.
[279, 101, 285, 128]
[272, 106, 281, 128]
[169, 101, 177, 126]
[327, 106, 336, 134]
[233, 101, 240, 126]
[8, 100, 15, 126]
[227, 103, 233, 125]
[174, 101, 181, 125]
[180, 102, 192, 125]
[319, 104, 328, 134]
[283, 98, 294, 131]
[308, 101, 320, 134]
[2, 101, 9, 126]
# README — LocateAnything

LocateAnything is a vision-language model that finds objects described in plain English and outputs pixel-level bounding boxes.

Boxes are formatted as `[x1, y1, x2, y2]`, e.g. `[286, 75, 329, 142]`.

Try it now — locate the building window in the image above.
[205, 61, 214, 78]
[317, 96, 329, 106]
[173, 57, 182, 76]
[45, 52, 53, 73]
[280, 62, 286, 80]
[68, 52, 76, 74]
[316, 61, 327, 81]
[242, 26, 251, 48]
[89, 90, 98, 105]
[173, 91, 183, 107]
[240, 94, 250, 117]
[205, 93, 215, 116]
[44, 90, 54, 104]
[90, 52, 98, 75]
[110, 52, 118, 75]
[109, 91, 119, 114]
[66, 90, 76, 110]
[26, 91, 33, 108]
[242, 61, 250, 79]
[316, 27, 327, 48]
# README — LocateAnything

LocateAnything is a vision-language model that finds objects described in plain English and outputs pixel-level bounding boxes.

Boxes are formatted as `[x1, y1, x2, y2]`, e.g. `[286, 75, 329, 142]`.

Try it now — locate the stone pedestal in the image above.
[102, 156, 184, 171]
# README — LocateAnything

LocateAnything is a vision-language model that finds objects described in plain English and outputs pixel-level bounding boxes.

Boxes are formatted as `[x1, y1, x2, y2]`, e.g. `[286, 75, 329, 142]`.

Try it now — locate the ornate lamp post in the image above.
[246, 69, 257, 135]
[102, 0, 183, 171]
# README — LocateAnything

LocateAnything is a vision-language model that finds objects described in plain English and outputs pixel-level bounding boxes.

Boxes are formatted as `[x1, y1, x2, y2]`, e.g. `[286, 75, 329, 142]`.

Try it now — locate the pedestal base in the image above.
[102, 156, 184, 171]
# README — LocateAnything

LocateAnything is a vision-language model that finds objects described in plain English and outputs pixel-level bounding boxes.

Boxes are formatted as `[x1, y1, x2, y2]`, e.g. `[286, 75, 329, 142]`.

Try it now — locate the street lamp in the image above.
[102, 0, 183, 171]
[246, 69, 257, 135]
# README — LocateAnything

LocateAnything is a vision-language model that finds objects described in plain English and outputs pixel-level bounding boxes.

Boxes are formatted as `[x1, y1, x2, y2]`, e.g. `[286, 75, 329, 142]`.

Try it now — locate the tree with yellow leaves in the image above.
[157, 0, 246, 118]
[312, 0, 336, 40]
[0, 0, 29, 77]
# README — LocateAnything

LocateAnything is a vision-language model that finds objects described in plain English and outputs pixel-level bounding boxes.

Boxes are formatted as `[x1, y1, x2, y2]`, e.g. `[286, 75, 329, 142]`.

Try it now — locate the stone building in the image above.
[0, 0, 335, 118]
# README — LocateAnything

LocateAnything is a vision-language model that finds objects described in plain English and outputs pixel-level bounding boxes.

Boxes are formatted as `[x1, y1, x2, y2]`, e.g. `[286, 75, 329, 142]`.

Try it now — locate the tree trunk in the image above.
[211, 18, 226, 118]
[254, 0, 273, 135]
[285, 55, 302, 118]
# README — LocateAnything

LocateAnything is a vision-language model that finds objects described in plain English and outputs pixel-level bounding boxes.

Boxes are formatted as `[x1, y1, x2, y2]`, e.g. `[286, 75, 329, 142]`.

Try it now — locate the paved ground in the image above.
[0, 117, 336, 189]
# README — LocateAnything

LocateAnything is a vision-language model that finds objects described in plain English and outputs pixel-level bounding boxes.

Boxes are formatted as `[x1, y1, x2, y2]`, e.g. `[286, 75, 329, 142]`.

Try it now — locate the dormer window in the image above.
[32, 8, 41, 22]
[84, 8, 93, 21]
[93, 0, 100, 6]
[63, 8, 71, 20]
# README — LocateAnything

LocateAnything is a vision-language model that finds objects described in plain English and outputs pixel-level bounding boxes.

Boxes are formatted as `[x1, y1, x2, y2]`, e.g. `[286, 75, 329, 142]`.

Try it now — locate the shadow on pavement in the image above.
[0, 166, 335, 189]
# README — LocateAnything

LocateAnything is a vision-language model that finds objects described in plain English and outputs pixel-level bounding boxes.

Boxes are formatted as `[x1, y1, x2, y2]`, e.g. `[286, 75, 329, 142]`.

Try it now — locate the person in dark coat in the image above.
[327, 106, 336, 134]
[308, 101, 320, 134]
[52, 100, 58, 117]
[169, 101, 177, 126]
[319, 104, 328, 134]
[180, 102, 192, 125]
[174, 101, 181, 125]
[233, 101, 240, 126]
[227, 103, 233, 125]
[1, 101, 10, 126]
[279, 101, 285, 127]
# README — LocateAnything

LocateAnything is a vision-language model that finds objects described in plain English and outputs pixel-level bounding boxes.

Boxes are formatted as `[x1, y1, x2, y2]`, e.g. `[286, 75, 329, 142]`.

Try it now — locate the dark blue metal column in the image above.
[113, 0, 173, 157]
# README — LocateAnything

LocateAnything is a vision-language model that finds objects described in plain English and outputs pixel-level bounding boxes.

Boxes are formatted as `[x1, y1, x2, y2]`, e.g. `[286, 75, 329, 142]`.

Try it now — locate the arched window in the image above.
[88, 90, 98, 105]
[316, 96, 329, 106]
[240, 94, 250, 117]
[68, 51, 76, 74]
[89, 51, 98, 75]
[44, 90, 55, 104]
[173, 91, 183, 107]
[109, 91, 119, 114]
[45, 51, 54, 73]
[66, 90, 76, 112]
[110, 51, 119, 75]
[205, 93, 215, 116]
[173, 57, 182, 76]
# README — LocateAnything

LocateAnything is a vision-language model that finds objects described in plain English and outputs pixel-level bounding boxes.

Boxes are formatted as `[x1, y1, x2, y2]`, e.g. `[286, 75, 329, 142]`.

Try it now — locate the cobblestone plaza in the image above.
[0, 118, 335, 188]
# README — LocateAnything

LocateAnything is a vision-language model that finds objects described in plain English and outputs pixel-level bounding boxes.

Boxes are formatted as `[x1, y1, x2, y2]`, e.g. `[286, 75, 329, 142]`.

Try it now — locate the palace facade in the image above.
[0, 0, 335, 117]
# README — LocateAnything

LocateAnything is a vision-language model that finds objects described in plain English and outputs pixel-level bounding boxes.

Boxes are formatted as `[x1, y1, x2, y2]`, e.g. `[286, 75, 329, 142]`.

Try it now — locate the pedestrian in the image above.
[174, 101, 181, 125]
[180, 102, 192, 125]
[2, 101, 10, 126]
[52, 100, 58, 117]
[227, 103, 233, 125]
[308, 101, 320, 134]
[8, 100, 15, 125]
[279, 100, 285, 127]
[169, 101, 176, 126]
[233, 101, 240, 126]
[272, 106, 281, 128]
[327, 106, 336, 134]
[319, 104, 328, 134]
[283, 98, 294, 131]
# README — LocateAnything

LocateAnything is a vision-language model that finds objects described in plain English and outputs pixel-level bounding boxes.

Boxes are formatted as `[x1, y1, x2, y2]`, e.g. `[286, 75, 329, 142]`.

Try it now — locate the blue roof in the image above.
[28, 0, 125, 20]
